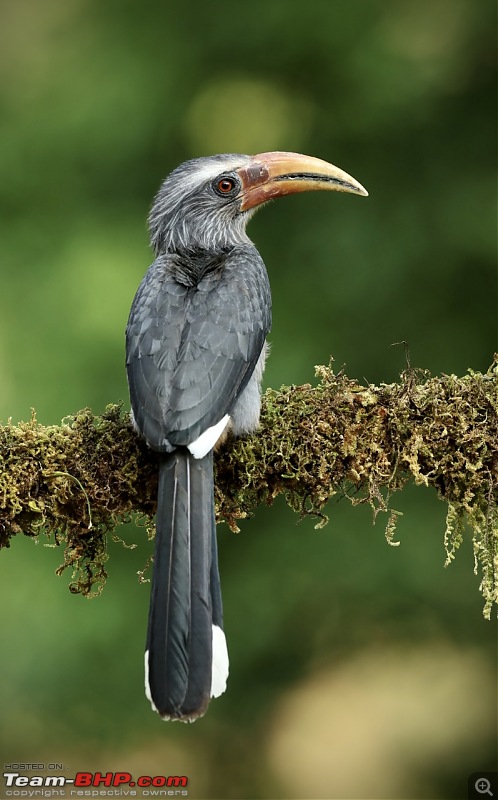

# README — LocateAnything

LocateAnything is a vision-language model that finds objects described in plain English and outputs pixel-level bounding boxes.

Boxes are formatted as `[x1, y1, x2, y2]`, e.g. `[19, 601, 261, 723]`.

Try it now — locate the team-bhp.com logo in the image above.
[3, 771, 188, 796]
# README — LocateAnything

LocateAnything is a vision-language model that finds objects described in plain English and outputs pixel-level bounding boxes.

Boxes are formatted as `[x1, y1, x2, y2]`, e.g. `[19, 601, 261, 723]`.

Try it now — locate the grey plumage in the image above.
[126, 155, 271, 721]
[127, 244, 271, 452]
[145, 451, 215, 720]
[126, 150, 366, 721]
[148, 154, 255, 254]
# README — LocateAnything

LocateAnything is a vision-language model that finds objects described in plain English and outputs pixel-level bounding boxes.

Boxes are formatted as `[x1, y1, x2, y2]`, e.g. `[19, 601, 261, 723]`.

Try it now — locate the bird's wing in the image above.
[126, 245, 271, 451]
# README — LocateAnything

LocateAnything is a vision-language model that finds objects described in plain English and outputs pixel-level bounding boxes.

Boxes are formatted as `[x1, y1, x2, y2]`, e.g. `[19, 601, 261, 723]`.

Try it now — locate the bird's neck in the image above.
[168, 245, 233, 287]
[155, 211, 252, 256]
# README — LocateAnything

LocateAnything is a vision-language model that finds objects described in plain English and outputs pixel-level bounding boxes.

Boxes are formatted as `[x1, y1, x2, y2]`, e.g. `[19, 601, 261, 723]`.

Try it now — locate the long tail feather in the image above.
[144, 449, 228, 721]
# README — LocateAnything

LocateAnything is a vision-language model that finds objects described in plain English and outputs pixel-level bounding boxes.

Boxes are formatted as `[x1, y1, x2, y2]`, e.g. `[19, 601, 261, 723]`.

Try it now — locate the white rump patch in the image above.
[129, 409, 140, 435]
[144, 650, 159, 713]
[188, 414, 230, 459]
[211, 625, 229, 698]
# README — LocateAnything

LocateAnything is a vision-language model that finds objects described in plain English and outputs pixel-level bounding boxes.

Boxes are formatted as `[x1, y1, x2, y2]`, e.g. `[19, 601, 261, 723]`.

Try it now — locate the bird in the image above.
[126, 151, 367, 722]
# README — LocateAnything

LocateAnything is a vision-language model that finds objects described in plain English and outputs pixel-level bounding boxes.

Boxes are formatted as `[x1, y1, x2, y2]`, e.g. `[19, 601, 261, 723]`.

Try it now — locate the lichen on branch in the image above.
[0, 358, 496, 617]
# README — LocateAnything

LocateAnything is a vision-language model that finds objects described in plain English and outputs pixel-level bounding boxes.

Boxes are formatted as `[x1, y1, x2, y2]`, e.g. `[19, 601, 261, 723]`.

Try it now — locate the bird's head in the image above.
[148, 151, 368, 254]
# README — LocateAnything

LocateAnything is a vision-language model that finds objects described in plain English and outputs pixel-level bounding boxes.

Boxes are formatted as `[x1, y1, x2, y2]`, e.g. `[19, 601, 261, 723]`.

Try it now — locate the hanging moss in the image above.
[0, 406, 159, 596]
[0, 359, 496, 615]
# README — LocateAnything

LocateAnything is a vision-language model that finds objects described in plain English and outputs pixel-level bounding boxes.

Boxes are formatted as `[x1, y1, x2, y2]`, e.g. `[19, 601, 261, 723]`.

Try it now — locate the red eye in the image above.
[217, 178, 235, 193]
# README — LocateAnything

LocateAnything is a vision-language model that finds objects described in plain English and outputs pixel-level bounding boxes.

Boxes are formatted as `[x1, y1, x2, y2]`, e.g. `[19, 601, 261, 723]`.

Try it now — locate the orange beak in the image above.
[237, 151, 368, 211]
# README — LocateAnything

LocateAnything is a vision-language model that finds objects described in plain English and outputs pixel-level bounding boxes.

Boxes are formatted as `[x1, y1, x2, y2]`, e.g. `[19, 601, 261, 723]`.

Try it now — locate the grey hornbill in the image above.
[126, 151, 367, 721]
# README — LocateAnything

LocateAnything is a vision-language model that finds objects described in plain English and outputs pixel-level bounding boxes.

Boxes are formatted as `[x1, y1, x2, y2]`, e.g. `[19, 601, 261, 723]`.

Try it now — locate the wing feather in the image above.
[126, 245, 271, 451]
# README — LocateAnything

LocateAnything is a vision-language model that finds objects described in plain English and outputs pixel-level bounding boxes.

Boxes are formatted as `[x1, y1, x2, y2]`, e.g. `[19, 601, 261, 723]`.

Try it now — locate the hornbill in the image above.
[126, 151, 367, 721]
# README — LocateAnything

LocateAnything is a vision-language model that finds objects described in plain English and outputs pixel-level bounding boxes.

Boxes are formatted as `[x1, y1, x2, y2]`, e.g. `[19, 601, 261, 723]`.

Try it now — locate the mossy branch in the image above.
[0, 358, 496, 617]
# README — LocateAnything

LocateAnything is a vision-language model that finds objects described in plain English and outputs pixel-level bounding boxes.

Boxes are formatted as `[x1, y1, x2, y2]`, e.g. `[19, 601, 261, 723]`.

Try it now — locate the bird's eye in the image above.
[213, 176, 237, 196]
[218, 179, 234, 192]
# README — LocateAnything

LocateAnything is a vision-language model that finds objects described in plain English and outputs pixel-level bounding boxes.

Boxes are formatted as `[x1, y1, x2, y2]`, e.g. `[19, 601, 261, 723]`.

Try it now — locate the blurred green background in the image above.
[0, 1, 495, 799]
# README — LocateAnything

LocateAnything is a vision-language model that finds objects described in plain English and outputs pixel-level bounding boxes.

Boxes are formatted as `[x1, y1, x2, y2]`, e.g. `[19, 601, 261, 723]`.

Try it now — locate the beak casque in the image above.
[237, 151, 368, 211]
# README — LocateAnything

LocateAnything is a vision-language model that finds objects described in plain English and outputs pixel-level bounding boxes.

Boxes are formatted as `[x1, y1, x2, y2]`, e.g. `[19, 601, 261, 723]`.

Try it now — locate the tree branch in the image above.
[1, 359, 496, 617]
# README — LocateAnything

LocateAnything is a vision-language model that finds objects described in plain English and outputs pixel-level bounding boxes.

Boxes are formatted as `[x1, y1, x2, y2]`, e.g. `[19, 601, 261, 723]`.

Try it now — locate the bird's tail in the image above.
[145, 449, 229, 721]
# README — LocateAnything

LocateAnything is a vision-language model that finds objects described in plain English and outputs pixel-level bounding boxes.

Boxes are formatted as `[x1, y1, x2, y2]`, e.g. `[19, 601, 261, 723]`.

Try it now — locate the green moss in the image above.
[0, 405, 159, 596]
[0, 360, 496, 616]
[216, 357, 497, 617]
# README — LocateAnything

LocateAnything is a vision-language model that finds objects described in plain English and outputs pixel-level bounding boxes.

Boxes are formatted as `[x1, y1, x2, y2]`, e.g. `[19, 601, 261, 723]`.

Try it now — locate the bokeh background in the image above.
[0, 2, 496, 799]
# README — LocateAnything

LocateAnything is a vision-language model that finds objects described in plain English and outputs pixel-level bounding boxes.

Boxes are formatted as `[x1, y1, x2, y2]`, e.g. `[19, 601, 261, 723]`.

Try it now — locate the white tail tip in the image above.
[211, 625, 229, 698]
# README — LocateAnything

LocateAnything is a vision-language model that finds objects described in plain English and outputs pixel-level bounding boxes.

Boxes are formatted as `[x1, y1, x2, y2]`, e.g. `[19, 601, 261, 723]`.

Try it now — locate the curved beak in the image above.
[237, 151, 368, 212]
